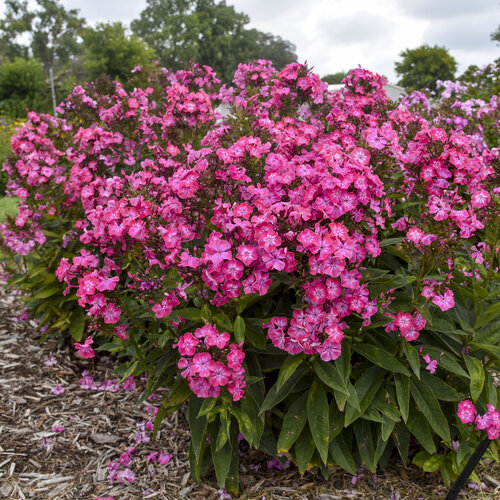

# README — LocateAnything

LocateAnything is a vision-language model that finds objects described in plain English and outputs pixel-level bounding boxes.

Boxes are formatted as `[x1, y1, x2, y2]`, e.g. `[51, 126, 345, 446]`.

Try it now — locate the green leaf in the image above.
[187, 396, 207, 461]
[393, 424, 410, 462]
[354, 420, 376, 472]
[354, 344, 410, 376]
[229, 406, 254, 447]
[422, 454, 445, 472]
[470, 342, 500, 360]
[381, 417, 396, 442]
[69, 308, 86, 341]
[313, 359, 349, 395]
[211, 434, 232, 487]
[344, 367, 384, 426]
[407, 410, 437, 455]
[402, 342, 420, 379]
[295, 426, 315, 474]
[379, 237, 403, 247]
[259, 365, 308, 414]
[410, 379, 451, 443]
[329, 434, 357, 475]
[464, 356, 485, 402]
[234, 316, 245, 343]
[307, 380, 329, 464]
[277, 354, 305, 391]
[175, 307, 202, 321]
[394, 374, 410, 422]
[277, 392, 308, 453]
[213, 312, 233, 332]
[474, 302, 500, 330]
[153, 403, 168, 439]
[32, 284, 61, 300]
[420, 372, 463, 402]
[413, 450, 431, 468]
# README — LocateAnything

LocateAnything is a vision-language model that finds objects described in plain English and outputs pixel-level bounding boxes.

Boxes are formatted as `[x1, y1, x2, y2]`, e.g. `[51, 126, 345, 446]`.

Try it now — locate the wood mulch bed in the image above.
[1, 286, 499, 499]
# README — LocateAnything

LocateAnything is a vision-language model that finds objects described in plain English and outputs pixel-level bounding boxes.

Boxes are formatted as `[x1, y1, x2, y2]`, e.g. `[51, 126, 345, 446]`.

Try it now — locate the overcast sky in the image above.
[3, 0, 500, 83]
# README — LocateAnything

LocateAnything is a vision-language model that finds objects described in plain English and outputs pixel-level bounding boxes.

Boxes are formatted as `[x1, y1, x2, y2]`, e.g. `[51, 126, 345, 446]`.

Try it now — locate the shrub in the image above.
[0, 58, 51, 119]
[1, 61, 499, 493]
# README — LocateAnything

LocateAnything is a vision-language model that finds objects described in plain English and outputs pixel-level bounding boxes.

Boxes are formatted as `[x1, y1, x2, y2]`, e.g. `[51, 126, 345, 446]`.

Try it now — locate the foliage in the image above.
[0, 58, 51, 118]
[322, 71, 351, 85]
[0, 118, 24, 194]
[395, 44, 458, 92]
[491, 24, 500, 44]
[81, 22, 156, 83]
[1, 61, 499, 494]
[457, 58, 500, 102]
[0, 0, 85, 74]
[131, 0, 296, 82]
[0, 196, 18, 221]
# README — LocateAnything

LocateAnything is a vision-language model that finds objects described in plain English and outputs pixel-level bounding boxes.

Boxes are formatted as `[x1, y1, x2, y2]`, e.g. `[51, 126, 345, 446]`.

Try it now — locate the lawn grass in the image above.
[0, 196, 19, 222]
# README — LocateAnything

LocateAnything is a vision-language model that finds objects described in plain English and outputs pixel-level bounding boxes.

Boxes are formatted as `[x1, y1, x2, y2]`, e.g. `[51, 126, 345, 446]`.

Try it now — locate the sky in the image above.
[2, 0, 499, 83]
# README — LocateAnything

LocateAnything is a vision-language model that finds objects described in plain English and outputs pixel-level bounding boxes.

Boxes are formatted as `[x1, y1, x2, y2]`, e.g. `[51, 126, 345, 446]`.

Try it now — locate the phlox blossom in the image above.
[74, 337, 95, 358]
[432, 289, 455, 311]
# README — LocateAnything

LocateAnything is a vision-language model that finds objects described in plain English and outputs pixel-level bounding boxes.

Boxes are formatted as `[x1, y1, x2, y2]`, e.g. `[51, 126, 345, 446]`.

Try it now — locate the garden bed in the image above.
[0, 287, 498, 500]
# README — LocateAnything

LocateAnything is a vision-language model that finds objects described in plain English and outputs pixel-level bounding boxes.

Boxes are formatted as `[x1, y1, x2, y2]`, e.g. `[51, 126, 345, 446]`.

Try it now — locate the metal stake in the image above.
[445, 437, 491, 500]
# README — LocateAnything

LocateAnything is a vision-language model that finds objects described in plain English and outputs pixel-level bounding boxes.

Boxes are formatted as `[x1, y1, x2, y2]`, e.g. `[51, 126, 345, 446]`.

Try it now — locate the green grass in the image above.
[0, 196, 19, 222]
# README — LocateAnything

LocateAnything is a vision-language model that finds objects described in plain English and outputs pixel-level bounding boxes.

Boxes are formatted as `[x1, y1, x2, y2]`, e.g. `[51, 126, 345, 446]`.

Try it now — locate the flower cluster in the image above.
[175, 325, 245, 400]
[1, 60, 497, 412]
[457, 400, 500, 440]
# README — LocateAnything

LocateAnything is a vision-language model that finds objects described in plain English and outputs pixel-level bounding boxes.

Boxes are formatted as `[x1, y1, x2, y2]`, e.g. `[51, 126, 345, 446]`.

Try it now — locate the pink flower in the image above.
[432, 289, 455, 311]
[394, 312, 414, 334]
[51, 384, 66, 395]
[423, 354, 437, 374]
[407, 226, 425, 244]
[457, 400, 476, 424]
[74, 337, 95, 358]
[52, 425, 65, 432]
[319, 339, 342, 361]
[44, 353, 58, 366]
[158, 452, 172, 465]
[122, 376, 136, 391]
[470, 190, 490, 209]
[207, 238, 232, 265]
[117, 468, 135, 483]
[305, 281, 327, 305]
[113, 324, 129, 339]
[102, 304, 121, 324]
[191, 352, 214, 377]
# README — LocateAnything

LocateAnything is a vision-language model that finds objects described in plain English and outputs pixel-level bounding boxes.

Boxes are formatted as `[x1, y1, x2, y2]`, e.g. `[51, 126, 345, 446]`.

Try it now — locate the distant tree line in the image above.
[0, 0, 298, 118]
[0, 0, 498, 119]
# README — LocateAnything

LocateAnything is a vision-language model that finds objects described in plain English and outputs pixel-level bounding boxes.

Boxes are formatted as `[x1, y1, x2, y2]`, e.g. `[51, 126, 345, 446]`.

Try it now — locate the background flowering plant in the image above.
[1, 60, 499, 492]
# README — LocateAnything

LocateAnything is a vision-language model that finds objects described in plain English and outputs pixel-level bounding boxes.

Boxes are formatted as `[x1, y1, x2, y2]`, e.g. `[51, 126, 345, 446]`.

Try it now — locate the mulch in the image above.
[0, 285, 499, 500]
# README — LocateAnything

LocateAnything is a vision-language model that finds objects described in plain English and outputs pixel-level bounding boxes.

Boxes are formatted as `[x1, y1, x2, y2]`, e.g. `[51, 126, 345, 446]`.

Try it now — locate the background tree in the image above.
[82, 22, 156, 83]
[237, 30, 296, 70]
[132, 0, 296, 82]
[491, 24, 500, 44]
[0, 57, 50, 118]
[395, 44, 457, 91]
[0, 0, 31, 62]
[322, 70, 351, 85]
[0, 0, 85, 75]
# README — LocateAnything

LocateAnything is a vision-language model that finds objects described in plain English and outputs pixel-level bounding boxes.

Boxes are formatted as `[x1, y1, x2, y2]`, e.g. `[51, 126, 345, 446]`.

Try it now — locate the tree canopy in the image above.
[0, 0, 85, 74]
[131, 0, 297, 82]
[0, 57, 50, 117]
[395, 44, 457, 91]
[322, 71, 352, 85]
[82, 23, 156, 82]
